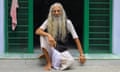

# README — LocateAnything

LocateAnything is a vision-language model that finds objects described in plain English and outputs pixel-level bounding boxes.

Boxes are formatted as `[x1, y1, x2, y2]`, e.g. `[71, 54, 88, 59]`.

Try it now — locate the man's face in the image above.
[52, 6, 62, 17]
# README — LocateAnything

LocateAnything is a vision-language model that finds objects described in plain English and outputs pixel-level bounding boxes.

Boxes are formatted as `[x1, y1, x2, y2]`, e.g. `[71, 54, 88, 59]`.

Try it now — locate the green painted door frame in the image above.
[4, 0, 33, 53]
[28, 0, 33, 53]
[84, 0, 112, 53]
[84, 0, 89, 53]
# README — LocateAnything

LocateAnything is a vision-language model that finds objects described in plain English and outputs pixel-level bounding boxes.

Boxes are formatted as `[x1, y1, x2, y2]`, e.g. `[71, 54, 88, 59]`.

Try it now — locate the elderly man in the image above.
[35, 2, 86, 70]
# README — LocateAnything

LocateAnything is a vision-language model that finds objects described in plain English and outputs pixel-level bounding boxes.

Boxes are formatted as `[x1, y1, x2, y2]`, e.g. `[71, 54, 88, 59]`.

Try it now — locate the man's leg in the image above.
[42, 48, 52, 70]
[40, 36, 52, 70]
[51, 48, 61, 70]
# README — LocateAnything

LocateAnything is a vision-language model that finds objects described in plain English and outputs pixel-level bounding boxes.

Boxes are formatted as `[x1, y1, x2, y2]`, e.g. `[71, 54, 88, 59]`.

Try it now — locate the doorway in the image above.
[34, 0, 84, 52]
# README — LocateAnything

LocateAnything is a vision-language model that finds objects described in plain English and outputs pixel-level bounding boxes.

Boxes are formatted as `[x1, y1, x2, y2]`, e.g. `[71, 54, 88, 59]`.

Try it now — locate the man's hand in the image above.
[79, 55, 86, 64]
[47, 34, 56, 47]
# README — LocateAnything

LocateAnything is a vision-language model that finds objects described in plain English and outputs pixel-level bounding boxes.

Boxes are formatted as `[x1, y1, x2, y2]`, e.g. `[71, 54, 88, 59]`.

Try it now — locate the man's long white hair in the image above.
[47, 3, 67, 40]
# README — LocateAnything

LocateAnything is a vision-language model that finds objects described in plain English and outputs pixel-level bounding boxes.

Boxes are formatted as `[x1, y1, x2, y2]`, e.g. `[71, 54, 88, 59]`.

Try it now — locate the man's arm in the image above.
[74, 38, 84, 56]
[35, 28, 49, 36]
[35, 28, 56, 47]
[74, 38, 86, 64]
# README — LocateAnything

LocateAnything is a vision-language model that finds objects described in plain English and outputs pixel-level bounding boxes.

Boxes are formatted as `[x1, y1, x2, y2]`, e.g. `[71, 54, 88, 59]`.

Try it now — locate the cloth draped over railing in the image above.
[10, 0, 19, 31]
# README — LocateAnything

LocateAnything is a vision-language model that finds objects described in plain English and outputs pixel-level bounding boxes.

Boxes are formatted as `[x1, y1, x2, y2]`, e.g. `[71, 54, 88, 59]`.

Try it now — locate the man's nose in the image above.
[55, 11, 59, 14]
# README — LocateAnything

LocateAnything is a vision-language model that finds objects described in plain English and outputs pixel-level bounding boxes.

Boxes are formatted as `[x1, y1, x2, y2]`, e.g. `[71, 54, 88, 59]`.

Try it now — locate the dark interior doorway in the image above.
[34, 0, 84, 49]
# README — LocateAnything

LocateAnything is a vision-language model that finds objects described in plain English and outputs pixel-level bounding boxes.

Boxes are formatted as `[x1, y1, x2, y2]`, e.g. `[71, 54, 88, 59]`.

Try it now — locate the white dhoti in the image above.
[40, 36, 53, 57]
[40, 36, 74, 70]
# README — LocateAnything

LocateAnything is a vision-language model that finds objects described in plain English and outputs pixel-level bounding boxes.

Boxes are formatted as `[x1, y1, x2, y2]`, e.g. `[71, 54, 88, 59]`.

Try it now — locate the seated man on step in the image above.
[35, 2, 86, 71]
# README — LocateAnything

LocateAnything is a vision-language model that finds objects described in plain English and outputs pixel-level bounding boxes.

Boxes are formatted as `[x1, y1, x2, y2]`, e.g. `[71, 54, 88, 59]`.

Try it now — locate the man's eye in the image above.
[52, 10, 61, 12]
[57, 10, 60, 12]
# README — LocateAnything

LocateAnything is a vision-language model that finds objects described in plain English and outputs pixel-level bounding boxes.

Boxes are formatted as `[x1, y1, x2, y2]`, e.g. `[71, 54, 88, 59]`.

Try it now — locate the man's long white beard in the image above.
[51, 16, 66, 40]
[53, 16, 62, 36]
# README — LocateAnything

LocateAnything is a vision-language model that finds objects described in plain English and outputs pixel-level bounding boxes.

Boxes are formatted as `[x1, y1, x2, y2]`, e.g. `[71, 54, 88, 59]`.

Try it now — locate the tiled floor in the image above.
[0, 59, 120, 72]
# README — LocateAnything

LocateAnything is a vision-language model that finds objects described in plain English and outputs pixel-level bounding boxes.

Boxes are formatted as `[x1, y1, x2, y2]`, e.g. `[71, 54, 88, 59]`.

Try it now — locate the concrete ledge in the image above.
[0, 53, 120, 60]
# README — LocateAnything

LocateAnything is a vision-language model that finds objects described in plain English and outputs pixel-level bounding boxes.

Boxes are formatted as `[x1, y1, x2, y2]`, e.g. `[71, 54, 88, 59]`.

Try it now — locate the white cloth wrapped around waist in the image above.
[51, 48, 75, 70]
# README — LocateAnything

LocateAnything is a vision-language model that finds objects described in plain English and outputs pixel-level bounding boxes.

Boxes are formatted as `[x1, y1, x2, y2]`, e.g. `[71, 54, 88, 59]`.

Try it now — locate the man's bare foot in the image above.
[44, 64, 51, 71]
[38, 54, 45, 59]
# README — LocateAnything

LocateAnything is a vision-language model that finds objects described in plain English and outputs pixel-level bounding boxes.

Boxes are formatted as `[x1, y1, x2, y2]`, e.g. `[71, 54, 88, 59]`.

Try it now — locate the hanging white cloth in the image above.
[10, 0, 19, 31]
